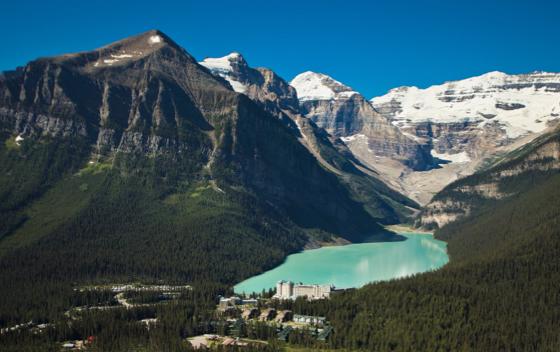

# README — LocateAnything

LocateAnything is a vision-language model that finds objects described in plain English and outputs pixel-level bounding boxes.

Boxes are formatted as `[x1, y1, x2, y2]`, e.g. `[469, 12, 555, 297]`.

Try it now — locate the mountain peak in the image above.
[96, 29, 180, 55]
[45, 29, 193, 70]
[199, 52, 252, 93]
[200, 52, 249, 74]
[290, 71, 357, 101]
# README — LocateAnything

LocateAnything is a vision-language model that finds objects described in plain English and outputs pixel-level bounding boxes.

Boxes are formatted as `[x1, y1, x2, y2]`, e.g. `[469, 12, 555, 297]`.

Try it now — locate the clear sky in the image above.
[2, 0, 558, 97]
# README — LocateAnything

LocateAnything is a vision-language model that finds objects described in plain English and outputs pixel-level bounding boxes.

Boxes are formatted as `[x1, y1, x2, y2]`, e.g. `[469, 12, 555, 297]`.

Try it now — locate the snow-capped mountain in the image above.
[200, 52, 252, 93]
[372, 71, 560, 153]
[200, 52, 300, 113]
[288, 70, 560, 204]
[290, 71, 359, 101]
[364, 71, 560, 203]
[290, 71, 433, 171]
[199, 54, 419, 220]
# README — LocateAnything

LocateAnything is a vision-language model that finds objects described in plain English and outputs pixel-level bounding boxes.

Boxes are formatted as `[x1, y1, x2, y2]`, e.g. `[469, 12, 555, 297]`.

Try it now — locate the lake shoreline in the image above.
[304, 224, 417, 250]
[235, 231, 449, 294]
[384, 224, 433, 235]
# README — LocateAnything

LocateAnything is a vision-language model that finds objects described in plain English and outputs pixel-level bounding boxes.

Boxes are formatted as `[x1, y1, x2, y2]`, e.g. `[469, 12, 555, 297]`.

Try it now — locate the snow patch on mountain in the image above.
[431, 150, 471, 164]
[200, 53, 241, 74]
[340, 134, 368, 143]
[148, 35, 162, 44]
[199, 53, 248, 93]
[290, 71, 358, 101]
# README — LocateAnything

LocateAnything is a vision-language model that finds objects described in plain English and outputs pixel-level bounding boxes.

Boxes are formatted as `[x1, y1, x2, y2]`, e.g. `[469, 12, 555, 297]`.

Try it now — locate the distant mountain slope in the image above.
[418, 126, 560, 229]
[295, 129, 560, 351]
[290, 71, 434, 172]
[370, 71, 560, 203]
[0, 30, 409, 325]
[200, 53, 419, 225]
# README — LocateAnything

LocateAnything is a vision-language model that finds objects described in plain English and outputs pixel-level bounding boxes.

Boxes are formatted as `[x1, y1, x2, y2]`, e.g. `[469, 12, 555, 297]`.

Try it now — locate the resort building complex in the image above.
[274, 280, 334, 300]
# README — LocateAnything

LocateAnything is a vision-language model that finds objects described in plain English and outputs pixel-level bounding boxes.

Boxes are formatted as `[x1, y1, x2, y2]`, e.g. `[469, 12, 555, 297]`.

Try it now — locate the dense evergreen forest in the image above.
[1, 135, 560, 351]
[0, 134, 306, 325]
[1, 115, 559, 350]
[290, 170, 560, 350]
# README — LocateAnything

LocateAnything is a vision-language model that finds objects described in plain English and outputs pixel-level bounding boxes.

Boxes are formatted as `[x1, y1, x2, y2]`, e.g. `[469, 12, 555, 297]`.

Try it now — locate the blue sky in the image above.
[1, 0, 558, 97]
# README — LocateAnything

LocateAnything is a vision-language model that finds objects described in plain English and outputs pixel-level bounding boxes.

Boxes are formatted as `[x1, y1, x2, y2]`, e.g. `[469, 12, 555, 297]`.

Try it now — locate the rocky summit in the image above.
[0, 30, 416, 254]
[290, 71, 434, 172]
[286, 69, 560, 204]
[370, 71, 560, 203]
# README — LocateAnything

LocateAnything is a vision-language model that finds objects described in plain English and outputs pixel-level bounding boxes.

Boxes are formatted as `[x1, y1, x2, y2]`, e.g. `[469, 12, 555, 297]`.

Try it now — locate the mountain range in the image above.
[288, 69, 560, 204]
[1, 29, 559, 351]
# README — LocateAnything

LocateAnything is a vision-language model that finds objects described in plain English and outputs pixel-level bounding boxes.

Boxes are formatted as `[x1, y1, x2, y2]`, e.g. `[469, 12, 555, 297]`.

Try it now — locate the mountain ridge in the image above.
[199, 53, 419, 225]
[0, 29, 409, 263]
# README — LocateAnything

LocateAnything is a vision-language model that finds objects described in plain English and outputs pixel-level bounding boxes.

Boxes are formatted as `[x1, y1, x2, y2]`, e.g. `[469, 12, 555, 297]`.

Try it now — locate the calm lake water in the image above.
[234, 233, 448, 294]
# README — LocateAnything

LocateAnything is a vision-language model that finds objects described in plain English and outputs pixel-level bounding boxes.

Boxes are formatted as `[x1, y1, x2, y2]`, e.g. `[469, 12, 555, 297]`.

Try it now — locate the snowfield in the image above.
[290, 71, 358, 101]
[371, 71, 560, 138]
[199, 53, 248, 93]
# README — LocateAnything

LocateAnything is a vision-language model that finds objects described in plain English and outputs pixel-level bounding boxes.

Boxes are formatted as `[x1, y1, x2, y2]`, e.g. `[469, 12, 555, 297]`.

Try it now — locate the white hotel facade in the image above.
[274, 280, 333, 300]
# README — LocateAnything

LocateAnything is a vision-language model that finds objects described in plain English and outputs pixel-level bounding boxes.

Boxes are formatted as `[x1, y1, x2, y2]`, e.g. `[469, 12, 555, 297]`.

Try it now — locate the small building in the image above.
[222, 337, 248, 347]
[241, 307, 259, 320]
[258, 308, 277, 321]
[275, 310, 293, 323]
[218, 296, 242, 311]
[293, 314, 326, 326]
[222, 337, 235, 346]
[241, 298, 258, 306]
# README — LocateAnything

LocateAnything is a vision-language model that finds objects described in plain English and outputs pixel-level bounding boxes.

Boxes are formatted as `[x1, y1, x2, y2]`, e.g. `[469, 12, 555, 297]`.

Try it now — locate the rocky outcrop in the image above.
[369, 71, 560, 204]
[200, 53, 299, 112]
[418, 200, 468, 229]
[0, 30, 406, 240]
[200, 53, 419, 223]
[418, 128, 560, 229]
[0, 107, 88, 138]
[290, 72, 433, 171]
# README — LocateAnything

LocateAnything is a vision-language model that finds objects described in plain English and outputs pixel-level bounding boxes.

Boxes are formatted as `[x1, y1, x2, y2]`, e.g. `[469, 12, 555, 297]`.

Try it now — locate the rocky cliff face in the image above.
[290, 71, 433, 171]
[200, 54, 419, 223]
[418, 128, 560, 229]
[369, 71, 560, 203]
[0, 30, 226, 163]
[0, 30, 407, 241]
[200, 53, 299, 112]
[371, 71, 560, 165]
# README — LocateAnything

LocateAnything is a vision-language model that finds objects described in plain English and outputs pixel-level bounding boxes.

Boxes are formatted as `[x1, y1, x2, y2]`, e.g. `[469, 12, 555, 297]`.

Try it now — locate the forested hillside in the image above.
[291, 130, 560, 351]
[0, 30, 414, 334]
[2, 29, 559, 352]
[419, 126, 560, 229]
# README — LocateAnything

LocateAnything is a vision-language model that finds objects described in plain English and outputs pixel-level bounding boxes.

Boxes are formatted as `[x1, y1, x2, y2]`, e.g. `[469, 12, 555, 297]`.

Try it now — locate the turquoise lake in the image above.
[234, 233, 448, 294]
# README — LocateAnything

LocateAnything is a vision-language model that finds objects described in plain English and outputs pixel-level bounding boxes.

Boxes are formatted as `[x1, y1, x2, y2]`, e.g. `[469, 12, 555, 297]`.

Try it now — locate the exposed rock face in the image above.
[0, 30, 407, 240]
[370, 71, 560, 203]
[0, 30, 225, 162]
[0, 107, 88, 138]
[200, 53, 299, 113]
[290, 71, 433, 171]
[418, 129, 560, 229]
[200, 54, 419, 223]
